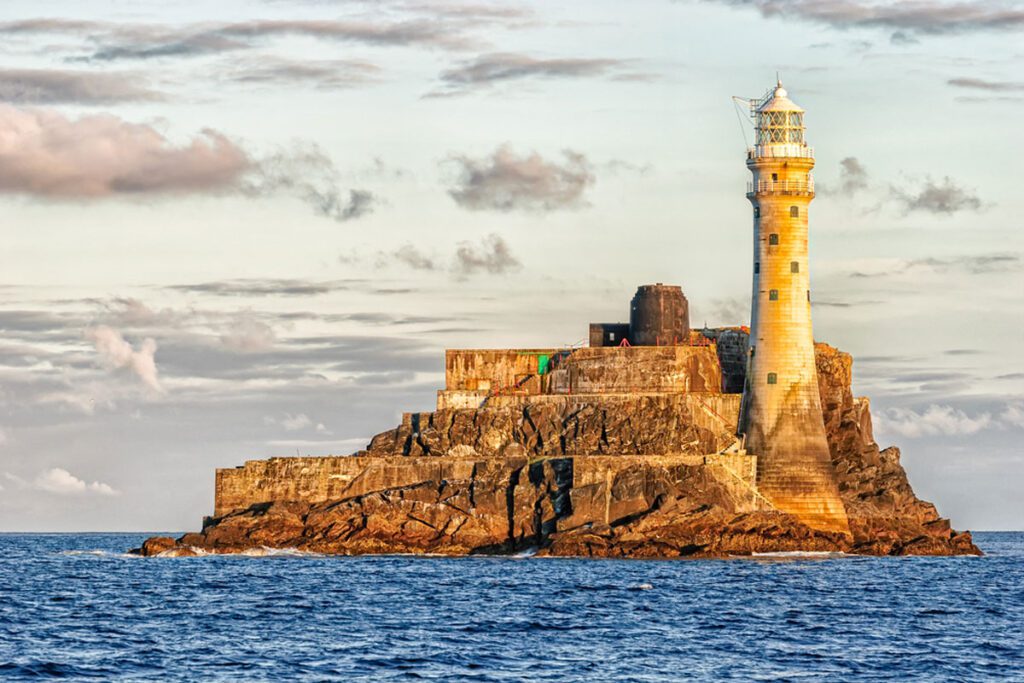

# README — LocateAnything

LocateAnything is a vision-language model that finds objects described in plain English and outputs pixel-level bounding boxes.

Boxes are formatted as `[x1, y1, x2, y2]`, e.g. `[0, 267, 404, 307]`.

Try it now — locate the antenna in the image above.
[731, 96, 752, 150]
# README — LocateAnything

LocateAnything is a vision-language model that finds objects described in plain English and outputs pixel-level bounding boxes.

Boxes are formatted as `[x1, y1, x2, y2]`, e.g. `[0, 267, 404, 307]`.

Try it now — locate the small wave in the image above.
[153, 546, 323, 558]
[512, 547, 539, 558]
[237, 546, 323, 558]
[630, 583, 654, 591]
[748, 551, 848, 559]
[60, 550, 140, 559]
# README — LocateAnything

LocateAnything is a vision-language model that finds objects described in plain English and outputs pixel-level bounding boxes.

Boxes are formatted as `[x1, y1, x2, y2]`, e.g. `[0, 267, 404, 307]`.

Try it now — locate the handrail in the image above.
[746, 179, 815, 195]
[747, 144, 814, 160]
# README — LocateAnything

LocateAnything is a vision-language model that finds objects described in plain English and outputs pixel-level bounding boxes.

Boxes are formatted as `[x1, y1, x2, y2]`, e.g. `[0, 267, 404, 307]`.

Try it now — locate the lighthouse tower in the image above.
[738, 81, 850, 535]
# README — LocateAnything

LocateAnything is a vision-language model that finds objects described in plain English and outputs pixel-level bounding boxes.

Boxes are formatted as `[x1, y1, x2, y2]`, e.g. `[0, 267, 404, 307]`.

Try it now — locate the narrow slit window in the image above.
[790, 206, 799, 218]
[754, 207, 760, 218]
[769, 289, 779, 301]
[768, 234, 779, 245]
[754, 262, 760, 274]
[791, 261, 799, 273]
[767, 372, 777, 385]
[807, 290, 811, 302]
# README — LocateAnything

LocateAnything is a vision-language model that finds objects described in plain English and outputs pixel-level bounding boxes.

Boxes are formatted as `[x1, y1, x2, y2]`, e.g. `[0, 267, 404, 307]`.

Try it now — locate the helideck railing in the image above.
[747, 144, 815, 160]
[746, 179, 815, 196]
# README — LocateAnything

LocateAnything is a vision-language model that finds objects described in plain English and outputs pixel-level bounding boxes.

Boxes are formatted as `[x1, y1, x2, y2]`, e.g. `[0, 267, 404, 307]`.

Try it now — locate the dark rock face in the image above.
[365, 397, 722, 459]
[134, 344, 980, 558]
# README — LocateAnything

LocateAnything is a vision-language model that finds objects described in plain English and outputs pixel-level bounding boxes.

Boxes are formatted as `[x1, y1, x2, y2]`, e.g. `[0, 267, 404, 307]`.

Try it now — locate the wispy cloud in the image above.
[0, 68, 162, 104]
[431, 52, 650, 96]
[391, 244, 439, 271]
[446, 145, 595, 212]
[168, 279, 359, 297]
[847, 253, 1019, 278]
[219, 313, 276, 353]
[836, 156, 868, 194]
[710, 0, 1024, 36]
[453, 233, 521, 277]
[948, 77, 1024, 92]
[890, 176, 983, 215]
[224, 57, 382, 90]
[85, 325, 163, 393]
[0, 17, 481, 63]
[821, 157, 984, 215]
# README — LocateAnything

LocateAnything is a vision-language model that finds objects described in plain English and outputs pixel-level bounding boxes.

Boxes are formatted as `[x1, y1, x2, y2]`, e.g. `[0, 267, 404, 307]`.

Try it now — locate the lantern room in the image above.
[755, 82, 805, 146]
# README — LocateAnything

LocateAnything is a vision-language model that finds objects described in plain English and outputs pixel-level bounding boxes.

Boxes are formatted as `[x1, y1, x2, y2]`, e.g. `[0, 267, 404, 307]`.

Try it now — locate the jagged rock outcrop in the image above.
[363, 395, 721, 459]
[137, 344, 980, 558]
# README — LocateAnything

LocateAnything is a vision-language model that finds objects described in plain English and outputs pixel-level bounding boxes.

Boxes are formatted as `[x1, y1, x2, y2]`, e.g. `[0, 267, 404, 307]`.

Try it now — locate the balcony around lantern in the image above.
[746, 178, 815, 198]
[746, 144, 815, 160]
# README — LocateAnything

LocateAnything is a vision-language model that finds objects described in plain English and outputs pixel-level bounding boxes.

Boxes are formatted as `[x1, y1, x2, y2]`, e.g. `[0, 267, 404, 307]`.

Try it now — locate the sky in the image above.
[0, 0, 1021, 532]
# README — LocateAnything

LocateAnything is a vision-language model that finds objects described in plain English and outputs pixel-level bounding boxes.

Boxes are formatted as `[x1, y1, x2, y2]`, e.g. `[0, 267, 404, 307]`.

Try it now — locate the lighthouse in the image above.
[738, 81, 851, 535]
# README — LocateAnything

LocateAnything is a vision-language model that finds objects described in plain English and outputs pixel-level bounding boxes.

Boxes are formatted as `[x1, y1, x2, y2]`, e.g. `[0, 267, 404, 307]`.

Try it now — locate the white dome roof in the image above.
[756, 82, 804, 113]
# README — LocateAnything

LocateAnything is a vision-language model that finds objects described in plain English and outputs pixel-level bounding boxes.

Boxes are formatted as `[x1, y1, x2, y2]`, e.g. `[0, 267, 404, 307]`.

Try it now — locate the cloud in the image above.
[875, 401, 1024, 438]
[703, 297, 749, 326]
[0, 428, 7, 446]
[453, 233, 521, 277]
[248, 146, 377, 222]
[169, 278, 357, 297]
[906, 254, 1019, 274]
[265, 412, 330, 434]
[447, 145, 595, 212]
[889, 176, 983, 214]
[874, 404, 993, 437]
[837, 156, 869, 194]
[432, 52, 648, 95]
[318, 189, 377, 222]
[225, 57, 382, 90]
[890, 30, 919, 44]
[847, 253, 1019, 278]
[1000, 403, 1024, 428]
[710, 0, 1024, 35]
[0, 106, 376, 221]
[392, 244, 438, 270]
[0, 17, 477, 63]
[0, 105, 250, 198]
[220, 314, 276, 353]
[85, 325, 163, 392]
[0, 69, 162, 104]
[948, 77, 1024, 92]
[34, 467, 118, 496]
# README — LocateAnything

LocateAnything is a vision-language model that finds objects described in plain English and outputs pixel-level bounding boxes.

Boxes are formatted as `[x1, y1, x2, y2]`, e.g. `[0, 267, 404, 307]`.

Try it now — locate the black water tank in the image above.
[629, 284, 690, 346]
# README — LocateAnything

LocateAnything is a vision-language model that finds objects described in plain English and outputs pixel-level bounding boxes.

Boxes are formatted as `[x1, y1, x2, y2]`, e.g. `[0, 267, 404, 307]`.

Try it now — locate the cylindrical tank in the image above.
[629, 284, 690, 346]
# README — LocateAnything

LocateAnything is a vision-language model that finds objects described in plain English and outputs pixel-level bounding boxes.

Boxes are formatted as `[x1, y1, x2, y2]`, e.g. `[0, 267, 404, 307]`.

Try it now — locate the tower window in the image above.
[754, 262, 760, 274]
[754, 207, 760, 218]
[791, 261, 799, 273]
[771, 173, 778, 182]
[807, 290, 811, 302]
[790, 206, 799, 218]
[767, 373, 777, 385]
[768, 233, 779, 245]
[769, 289, 779, 301]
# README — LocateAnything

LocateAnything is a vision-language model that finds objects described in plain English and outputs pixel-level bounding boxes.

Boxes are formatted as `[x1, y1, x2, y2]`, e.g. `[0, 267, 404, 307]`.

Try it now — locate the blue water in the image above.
[1, 533, 1022, 681]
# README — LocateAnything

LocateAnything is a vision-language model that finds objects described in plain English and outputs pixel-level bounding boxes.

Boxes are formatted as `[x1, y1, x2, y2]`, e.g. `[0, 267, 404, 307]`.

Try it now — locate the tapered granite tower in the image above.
[739, 81, 851, 535]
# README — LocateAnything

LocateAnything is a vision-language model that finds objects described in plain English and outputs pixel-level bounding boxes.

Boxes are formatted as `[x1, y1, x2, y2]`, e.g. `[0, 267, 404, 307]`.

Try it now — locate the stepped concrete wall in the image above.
[443, 346, 723, 398]
[214, 453, 758, 519]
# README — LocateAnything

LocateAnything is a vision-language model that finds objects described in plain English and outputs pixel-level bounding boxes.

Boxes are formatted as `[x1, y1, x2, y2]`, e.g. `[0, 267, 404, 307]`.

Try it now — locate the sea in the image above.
[0, 532, 1021, 681]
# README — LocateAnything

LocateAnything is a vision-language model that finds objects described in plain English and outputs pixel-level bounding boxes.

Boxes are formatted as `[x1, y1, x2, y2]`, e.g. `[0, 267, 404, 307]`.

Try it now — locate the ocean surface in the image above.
[1, 533, 1022, 681]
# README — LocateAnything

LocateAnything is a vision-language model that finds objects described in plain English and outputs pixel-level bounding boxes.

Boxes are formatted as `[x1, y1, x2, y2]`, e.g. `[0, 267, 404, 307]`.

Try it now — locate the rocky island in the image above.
[137, 294, 978, 558]
[137, 82, 979, 559]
